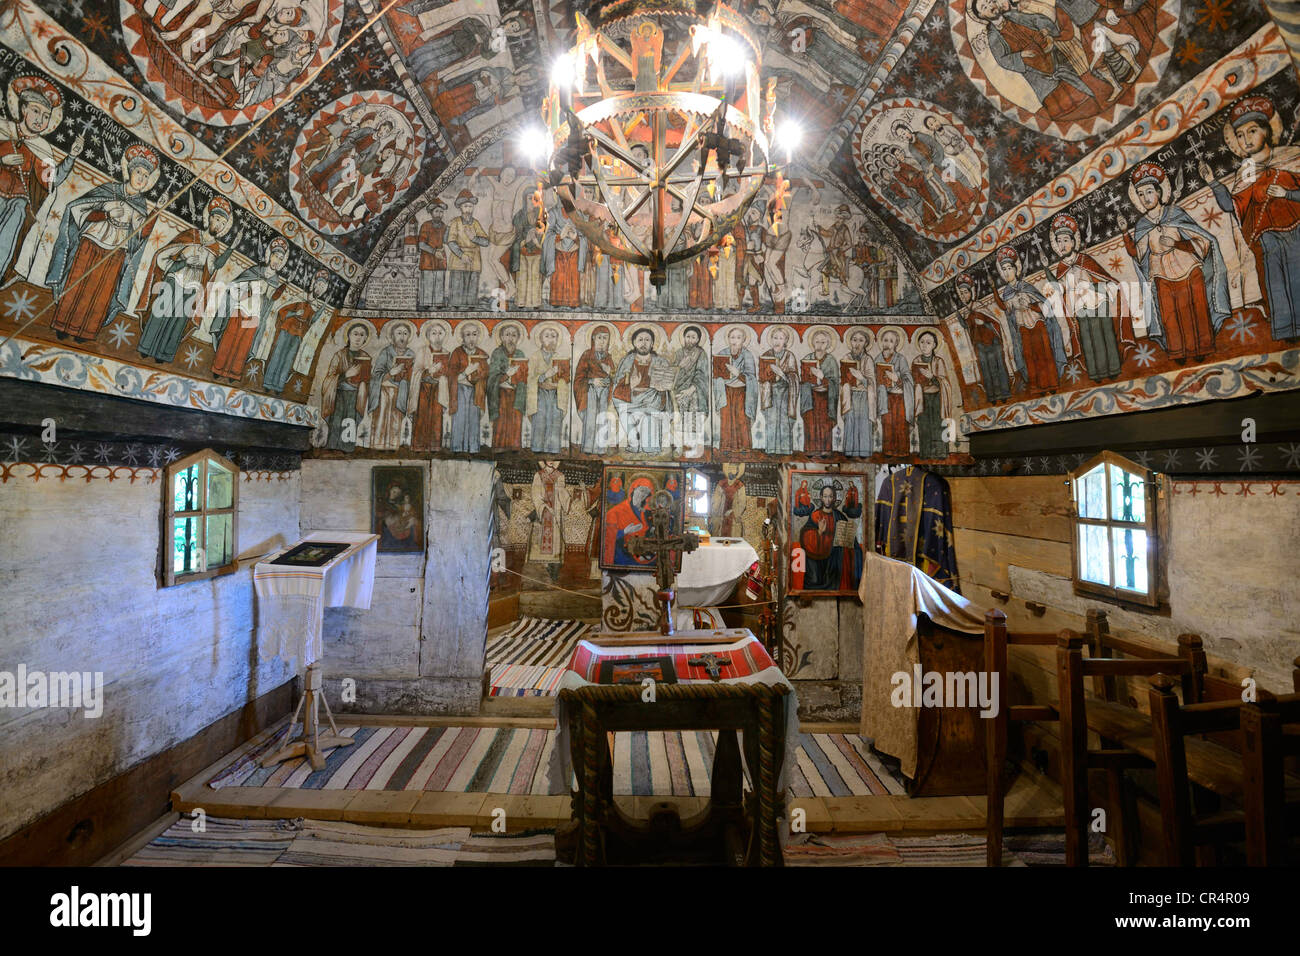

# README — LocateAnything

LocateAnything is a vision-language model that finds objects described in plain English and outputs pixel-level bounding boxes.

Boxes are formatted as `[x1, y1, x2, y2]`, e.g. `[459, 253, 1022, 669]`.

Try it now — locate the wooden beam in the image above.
[0, 378, 313, 452]
[969, 391, 1300, 460]
[0, 678, 295, 866]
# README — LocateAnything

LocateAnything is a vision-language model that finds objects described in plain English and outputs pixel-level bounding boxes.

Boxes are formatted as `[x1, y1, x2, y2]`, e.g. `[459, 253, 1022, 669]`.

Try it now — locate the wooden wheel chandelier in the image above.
[534, 0, 794, 288]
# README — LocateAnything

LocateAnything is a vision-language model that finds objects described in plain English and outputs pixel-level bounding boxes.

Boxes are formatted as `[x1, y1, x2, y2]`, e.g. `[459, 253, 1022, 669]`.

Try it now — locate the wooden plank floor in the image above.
[169, 715, 1063, 835]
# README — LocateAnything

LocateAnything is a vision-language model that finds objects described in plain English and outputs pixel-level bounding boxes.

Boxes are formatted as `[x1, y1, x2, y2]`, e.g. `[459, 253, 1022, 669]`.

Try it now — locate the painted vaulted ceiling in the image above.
[0, 0, 1298, 450]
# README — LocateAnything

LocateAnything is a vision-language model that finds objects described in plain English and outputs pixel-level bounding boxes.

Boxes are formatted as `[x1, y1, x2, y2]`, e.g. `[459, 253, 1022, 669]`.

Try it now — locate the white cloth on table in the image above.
[858, 551, 985, 780]
[676, 538, 759, 608]
[254, 532, 377, 666]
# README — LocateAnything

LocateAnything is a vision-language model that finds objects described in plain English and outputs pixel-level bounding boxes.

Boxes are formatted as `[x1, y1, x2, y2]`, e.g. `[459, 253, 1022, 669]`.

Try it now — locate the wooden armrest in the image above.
[1100, 634, 1186, 661]
[1007, 632, 1061, 646]
[1179, 699, 1245, 735]
[1082, 658, 1191, 677]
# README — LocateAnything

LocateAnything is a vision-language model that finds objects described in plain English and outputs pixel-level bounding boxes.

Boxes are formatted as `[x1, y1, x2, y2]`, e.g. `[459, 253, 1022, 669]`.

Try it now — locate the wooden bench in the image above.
[984, 607, 1205, 866]
[1056, 628, 1202, 866]
[1148, 678, 1300, 865]
[983, 608, 1063, 866]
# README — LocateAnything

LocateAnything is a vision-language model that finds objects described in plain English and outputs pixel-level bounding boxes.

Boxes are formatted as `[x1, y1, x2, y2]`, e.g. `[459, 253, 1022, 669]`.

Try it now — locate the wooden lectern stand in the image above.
[261, 663, 354, 771]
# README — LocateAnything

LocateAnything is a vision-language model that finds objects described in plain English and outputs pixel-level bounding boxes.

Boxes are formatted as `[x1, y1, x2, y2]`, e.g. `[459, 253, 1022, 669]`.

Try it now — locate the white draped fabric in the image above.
[254, 532, 378, 666]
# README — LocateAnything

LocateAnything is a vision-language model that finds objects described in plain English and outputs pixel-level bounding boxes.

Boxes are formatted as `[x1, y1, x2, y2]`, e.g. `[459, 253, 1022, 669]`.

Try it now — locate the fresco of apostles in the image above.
[0, 71, 339, 402]
[121, 0, 342, 124]
[949, 0, 1176, 140]
[943, 91, 1300, 410]
[358, 147, 918, 316]
[310, 318, 961, 462]
[381, 0, 531, 150]
[853, 99, 989, 243]
[291, 92, 426, 235]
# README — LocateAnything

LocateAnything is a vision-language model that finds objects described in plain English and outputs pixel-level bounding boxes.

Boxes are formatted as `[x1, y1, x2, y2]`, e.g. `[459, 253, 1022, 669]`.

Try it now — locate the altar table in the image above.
[550, 628, 797, 866]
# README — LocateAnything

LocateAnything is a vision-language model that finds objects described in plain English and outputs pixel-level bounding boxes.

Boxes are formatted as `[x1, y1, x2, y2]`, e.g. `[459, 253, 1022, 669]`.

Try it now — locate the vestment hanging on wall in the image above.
[873, 465, 960, 593]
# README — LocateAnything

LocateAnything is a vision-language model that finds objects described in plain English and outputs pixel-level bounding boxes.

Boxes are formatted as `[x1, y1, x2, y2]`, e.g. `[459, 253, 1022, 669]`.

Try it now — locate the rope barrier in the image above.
[494, 564, 775, 609]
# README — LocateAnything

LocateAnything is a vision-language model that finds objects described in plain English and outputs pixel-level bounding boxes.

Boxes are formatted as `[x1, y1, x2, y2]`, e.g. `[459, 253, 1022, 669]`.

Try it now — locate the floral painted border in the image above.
[0, 336, 322, 429]
[961, 348, 1300, 432]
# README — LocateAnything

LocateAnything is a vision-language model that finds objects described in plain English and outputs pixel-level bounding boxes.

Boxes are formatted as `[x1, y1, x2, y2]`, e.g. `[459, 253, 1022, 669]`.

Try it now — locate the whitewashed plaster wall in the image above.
[0, 471, 300, 841]
[1000, 483, 1300, 694]
[300, 458, 493, 715]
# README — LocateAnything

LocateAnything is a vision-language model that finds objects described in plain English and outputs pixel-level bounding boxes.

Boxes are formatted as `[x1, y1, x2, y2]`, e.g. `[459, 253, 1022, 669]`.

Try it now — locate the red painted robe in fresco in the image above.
[413, 350, 449, 451]
[550, 245, 580, 307]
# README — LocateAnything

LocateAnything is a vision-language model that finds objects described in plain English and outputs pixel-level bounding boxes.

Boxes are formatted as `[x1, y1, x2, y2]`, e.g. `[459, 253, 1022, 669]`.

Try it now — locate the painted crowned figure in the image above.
[209, 236, 289, 383]
[993, 244, 1069, 395]
[1120, 161, 1230, 363]
[138, 196, 240, 365]
[1201, 95, 1300, 342]
[47, 143, 159, 343]
[1047, 213, 1131, 383]
[0, 75, 84, 283]
[955, 272, 1016, 404]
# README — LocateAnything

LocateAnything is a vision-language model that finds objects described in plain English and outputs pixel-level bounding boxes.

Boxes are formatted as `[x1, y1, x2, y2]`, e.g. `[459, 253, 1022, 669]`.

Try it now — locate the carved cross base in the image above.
[655, 588, 676, 636]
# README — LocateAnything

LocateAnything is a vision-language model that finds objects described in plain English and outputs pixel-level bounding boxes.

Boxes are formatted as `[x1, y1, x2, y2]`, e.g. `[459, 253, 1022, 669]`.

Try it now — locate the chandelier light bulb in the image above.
[709, 33, 746, 79]
[776, 120, 802, 156]
[521, 127, 552, 164]
[552, 54, 575, 89]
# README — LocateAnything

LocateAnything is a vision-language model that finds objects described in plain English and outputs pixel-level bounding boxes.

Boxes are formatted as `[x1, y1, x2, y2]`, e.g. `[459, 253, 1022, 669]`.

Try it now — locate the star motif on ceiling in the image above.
[106, 321, 135, 348]
[1163, 449, 1182, 471]
[1238, 445, 1262, 471]
[93, 442, 113, 463]
[1198, 0, 1234, 32]
[1226, 314, 1255, 343]
[4, 288, 37, 323]
[1195, 447, 1218, 470]
[1281, 442, 1300, 470]
[66, 443, 86, 464]
[122, 443, 141, 465]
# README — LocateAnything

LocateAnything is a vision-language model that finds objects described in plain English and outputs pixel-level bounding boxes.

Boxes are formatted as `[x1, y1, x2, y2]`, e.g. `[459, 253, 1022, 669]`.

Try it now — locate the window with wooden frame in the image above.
[163, 449, 239, 587]
[1068, 451, 1159, 607]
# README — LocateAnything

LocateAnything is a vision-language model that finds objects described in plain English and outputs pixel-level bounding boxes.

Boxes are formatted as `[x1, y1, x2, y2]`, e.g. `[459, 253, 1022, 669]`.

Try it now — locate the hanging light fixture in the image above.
[533, 0, 792, 288]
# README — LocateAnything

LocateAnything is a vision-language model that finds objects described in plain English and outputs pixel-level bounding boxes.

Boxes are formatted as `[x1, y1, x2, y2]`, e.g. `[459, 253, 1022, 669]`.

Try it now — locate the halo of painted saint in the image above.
[852, 98, 989, 243]
[120, 0, 345, 126]
[289, 92, 426, 236]
[948, 0, 1179, 141]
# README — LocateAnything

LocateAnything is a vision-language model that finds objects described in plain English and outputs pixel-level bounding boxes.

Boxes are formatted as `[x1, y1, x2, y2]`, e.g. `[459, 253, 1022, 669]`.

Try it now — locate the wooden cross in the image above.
[687, 652, 732, 681]
[626, 490, 699, 635]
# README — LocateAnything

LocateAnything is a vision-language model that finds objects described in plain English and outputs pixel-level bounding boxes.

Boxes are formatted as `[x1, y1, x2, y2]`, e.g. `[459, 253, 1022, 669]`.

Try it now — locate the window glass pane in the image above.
[206, 514, 233, 569]
[1109, 463, 1145, 523]
[1111, 526, 1149, 594]
[172, 517, 203, 576]
[207, 461, 233, 510]
[1078, 523, 1109, 586]
[1076, 465, 1106, 519]
[687, 471, 709, 516]
[173, 464, 200, 512]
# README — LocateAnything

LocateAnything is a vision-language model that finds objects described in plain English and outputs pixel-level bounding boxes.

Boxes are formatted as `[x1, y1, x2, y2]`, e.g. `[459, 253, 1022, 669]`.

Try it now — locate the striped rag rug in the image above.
[485, 617, 591, 697]
[123, 821, 1097, 867]
[123, 818, 489, 867]
[208, 725, 907, 797]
